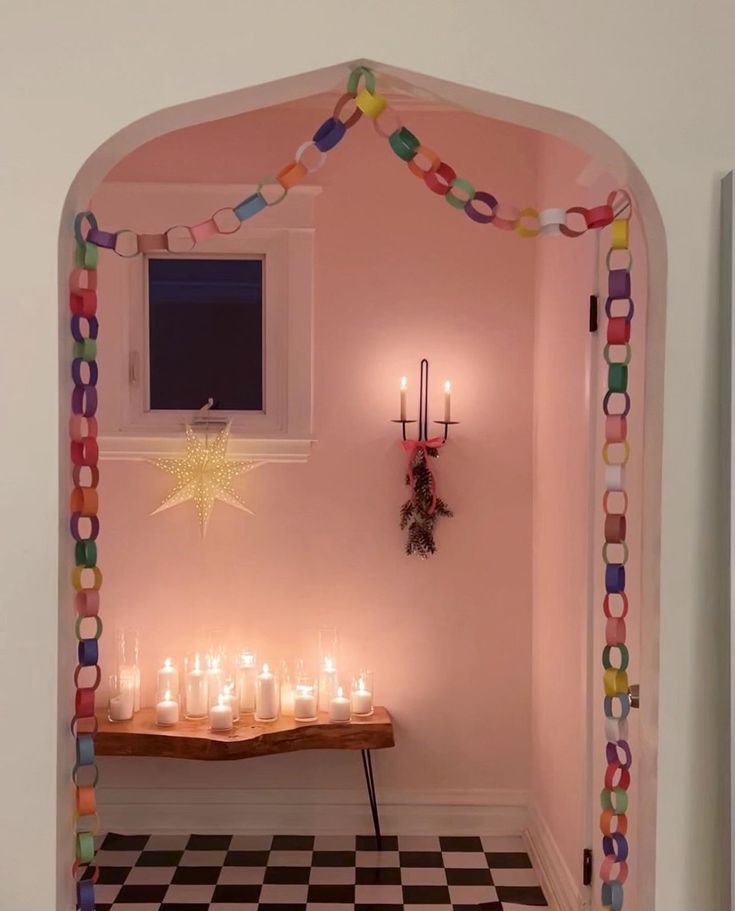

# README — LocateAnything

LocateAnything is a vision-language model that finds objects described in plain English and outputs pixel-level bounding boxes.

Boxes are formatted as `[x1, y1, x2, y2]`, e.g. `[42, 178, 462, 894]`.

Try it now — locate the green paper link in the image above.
[446, 178, 476, 209]
[75, 540, 97, 568]
[73, 339, 97, 362]
[346, 66, 376, 95]
[600, 786, 629, 813]
[75, 241, 98, 270]
[602, 643, 630, 672]
[389, 127, 420, 161]
[76, 831, 95, 864]
[608, 363, 628, 393]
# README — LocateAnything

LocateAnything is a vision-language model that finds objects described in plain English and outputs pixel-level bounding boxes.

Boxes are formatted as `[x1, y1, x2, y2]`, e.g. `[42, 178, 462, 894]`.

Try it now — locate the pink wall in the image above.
[93, 99, 540, 794]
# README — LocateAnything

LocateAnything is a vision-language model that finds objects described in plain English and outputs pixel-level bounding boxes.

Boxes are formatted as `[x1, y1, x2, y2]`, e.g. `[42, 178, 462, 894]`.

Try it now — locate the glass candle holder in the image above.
[236, 650, 257, 714]
[280, 660, 296, 718]
[115, 628, 140, 712]
[222, 677, 240, 723]
[255, 662, 280, 722]
[157, 656, 179, 704]
[318, 653, 339, 713]
[155, 688, 180, 727]
[350, 670, 374, 717]
[107, 672, 135, 722]
[318, 628, 339, 674]
[205, 651, 225, 708]
[184, 652, 208, 719]
[293, 676, 318, 722]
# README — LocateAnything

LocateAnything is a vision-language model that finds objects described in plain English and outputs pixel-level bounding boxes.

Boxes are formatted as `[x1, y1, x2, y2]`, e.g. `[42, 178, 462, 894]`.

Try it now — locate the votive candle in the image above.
[209, 694, 233, 732]
[156, 690, 179, 726]
[329, 686, 351, 723]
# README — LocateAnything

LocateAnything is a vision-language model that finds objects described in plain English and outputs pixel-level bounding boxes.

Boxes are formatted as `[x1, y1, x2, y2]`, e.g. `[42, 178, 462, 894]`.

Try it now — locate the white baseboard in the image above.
[98, 787, 528, 835]
[524, 807, 585, 911]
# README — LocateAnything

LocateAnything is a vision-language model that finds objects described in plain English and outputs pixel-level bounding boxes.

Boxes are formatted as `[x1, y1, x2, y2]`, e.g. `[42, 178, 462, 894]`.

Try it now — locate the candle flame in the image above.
[359, 676, 365, 690]
[194, 653, 201, 671]
[262, 663, 269, 674]
[444, 380, 451, 393]
[240, 651, 255, 667]
[324, 656, 335, 672]
[400, 376, 408, 390]
[337, 686, 344, 698]
[164, 689, 171, 701]
[218, 694, 224, 707]
[164, 657, 172, 669]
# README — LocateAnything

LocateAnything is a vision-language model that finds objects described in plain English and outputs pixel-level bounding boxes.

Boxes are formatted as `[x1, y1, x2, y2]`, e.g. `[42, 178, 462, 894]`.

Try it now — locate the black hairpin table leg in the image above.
[361, 748, 382, 849]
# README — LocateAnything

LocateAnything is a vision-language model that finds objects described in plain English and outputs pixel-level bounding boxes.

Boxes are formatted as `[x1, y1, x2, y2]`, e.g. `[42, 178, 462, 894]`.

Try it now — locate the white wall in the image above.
[0, 3, 733, 910]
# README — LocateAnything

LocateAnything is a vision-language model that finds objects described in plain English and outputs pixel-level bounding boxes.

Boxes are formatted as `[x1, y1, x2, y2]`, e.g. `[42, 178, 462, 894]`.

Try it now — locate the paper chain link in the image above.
[69, 212, 103, 910]
[70, 68, 635, 910]
[600, 189, 634, 911]
[77, 66, 624, 257]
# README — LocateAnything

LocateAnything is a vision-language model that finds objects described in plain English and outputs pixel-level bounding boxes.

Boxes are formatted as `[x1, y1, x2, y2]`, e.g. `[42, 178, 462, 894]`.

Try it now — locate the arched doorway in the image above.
[61, 60, 665, 911]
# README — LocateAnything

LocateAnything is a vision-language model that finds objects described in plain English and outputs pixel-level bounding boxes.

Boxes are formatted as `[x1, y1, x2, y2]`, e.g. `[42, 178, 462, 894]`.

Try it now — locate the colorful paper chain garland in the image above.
[68, 65, 634, 910]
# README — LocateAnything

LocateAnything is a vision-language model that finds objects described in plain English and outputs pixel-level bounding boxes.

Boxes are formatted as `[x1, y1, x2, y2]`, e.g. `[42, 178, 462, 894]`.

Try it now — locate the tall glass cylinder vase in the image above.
[184, 652, 209, 719]
[236, 650, 257, 714]
[115, 628, 140, 713]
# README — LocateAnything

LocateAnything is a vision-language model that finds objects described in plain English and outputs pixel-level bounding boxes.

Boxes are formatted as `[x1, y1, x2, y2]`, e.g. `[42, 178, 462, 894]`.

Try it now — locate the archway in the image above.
[62, 60, 665, 911]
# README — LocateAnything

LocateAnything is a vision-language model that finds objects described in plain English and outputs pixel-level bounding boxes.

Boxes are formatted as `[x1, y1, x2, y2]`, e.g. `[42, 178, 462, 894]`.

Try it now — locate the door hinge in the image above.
[589, 294, 599, 333]
[583, 848, 593, 886]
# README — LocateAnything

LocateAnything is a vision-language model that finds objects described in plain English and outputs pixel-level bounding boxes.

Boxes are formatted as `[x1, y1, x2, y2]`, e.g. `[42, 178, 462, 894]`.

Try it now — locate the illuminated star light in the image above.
[151, 424, 260, 536]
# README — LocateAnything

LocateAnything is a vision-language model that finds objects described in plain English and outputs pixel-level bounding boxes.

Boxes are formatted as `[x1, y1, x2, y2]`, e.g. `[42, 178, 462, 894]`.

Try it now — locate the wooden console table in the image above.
[96, 707, 394, 844]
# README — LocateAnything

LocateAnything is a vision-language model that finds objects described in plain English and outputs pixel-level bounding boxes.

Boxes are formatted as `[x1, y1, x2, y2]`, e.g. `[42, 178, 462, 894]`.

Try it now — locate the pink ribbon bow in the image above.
[401, 437, 444, 514]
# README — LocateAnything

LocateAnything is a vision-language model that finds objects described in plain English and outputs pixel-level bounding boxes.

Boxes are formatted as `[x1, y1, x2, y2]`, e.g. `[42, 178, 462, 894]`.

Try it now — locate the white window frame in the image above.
[93, 182, 318, 463]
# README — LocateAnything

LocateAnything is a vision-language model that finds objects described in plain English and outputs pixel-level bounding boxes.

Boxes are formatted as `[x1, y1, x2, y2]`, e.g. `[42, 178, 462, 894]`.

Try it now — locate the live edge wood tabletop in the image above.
[95, 706, 395, 762]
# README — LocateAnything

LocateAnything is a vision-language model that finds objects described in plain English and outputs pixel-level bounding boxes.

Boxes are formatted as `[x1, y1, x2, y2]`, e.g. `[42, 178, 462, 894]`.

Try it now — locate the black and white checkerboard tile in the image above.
[89, 833, 547, 910]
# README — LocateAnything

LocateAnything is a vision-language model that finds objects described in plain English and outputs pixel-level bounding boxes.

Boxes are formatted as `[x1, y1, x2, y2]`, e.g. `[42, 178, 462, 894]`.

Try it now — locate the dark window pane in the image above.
[148, 257, 263, 411]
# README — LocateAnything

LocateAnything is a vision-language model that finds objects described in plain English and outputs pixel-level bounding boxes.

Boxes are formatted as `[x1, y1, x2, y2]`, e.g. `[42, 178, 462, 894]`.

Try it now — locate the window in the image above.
[93, 181, 318, 462]
[148, 257, 264, 412]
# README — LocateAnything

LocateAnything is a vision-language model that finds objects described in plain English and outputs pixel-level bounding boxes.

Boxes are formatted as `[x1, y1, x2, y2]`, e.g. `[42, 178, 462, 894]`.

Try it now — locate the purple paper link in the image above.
[603, 833, 629, 862]
[72, 359, 98, 387]
[313, 117, 346, 152]
[71, 384, 98, 418]
[70, 514, 100, 542]
[606, 739, 632, 769]
[71, 315, 99, 342]
[608, 269, 631, 300]
[87, 228, 117, 249]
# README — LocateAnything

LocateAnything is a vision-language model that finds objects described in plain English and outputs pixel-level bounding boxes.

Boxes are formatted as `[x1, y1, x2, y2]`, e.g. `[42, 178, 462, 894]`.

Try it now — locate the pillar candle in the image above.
[255, 663, 279, 721]
[209, 695, 233, 732]
[186, 655, 208, 719]
[120, 664, 140, 712]
[206, 655, 224, 706]
[156, 690, 179, 726]
[237, 652, 257, 713]
[294, 685, 318, 722]
[329, 686, 351, 723]
[400, 376, 408, 421]
[108, 687, 134, 721]
[443, 380, 452, 422]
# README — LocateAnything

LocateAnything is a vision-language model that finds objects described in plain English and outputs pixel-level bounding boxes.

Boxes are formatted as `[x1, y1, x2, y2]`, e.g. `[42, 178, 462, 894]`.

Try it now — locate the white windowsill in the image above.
[98, 435, 316, 463]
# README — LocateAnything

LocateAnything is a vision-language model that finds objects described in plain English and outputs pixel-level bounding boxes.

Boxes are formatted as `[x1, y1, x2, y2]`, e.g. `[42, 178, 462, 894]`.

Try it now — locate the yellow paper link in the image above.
[604, 668, 629, 698]
[356, 88, 387, 119]
[611, 219, 629, 250]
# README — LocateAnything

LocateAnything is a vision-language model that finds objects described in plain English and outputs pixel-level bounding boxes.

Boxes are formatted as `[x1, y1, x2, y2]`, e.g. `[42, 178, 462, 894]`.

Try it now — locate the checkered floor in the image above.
[89, 833, 547, 910]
